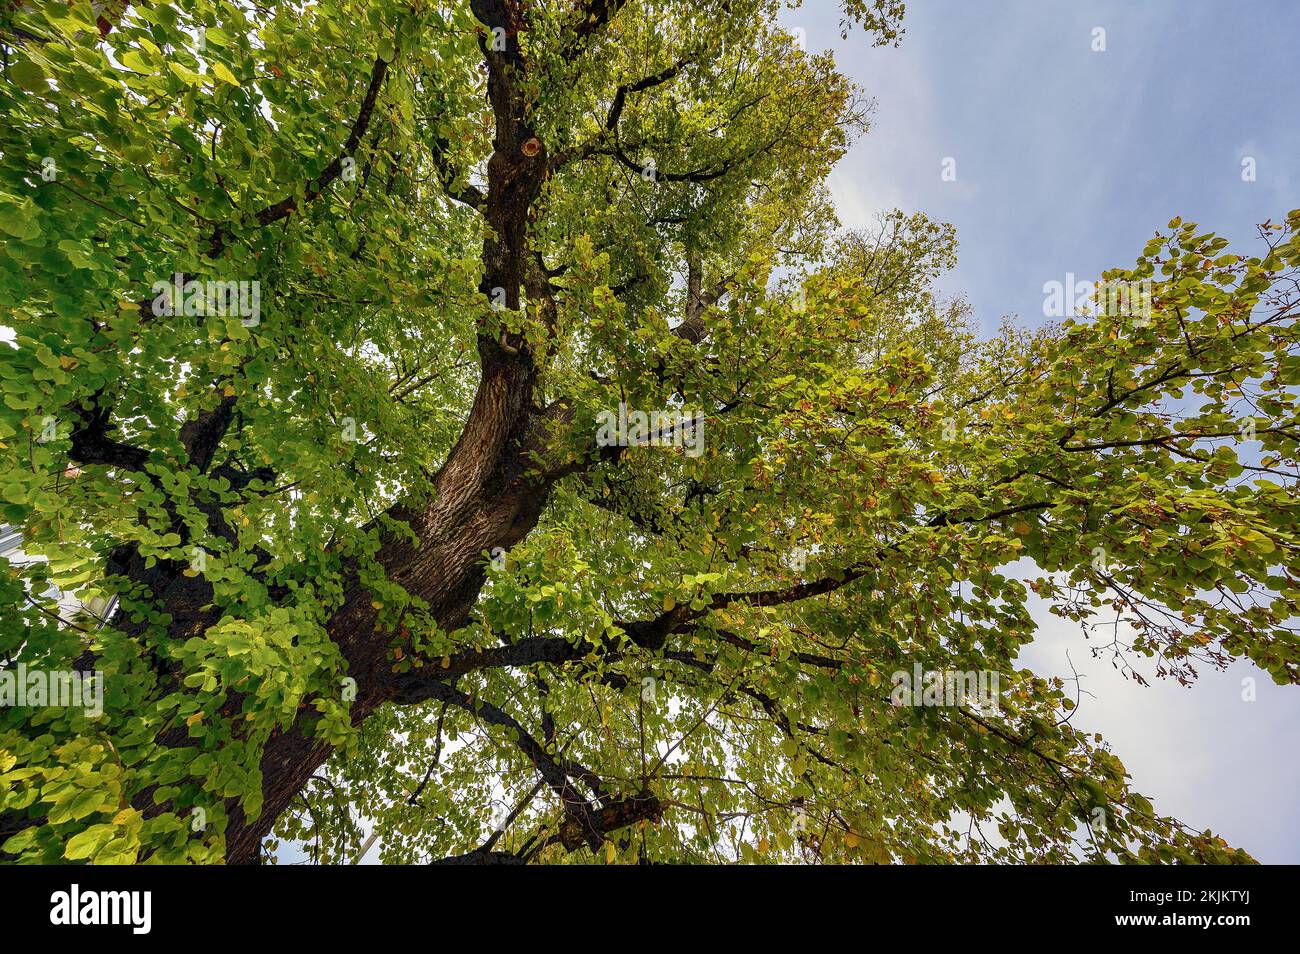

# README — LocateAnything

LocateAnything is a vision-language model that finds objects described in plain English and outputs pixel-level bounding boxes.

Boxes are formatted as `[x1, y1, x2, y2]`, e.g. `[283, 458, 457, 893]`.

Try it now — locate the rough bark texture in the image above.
[219, 2, 561, 863]
[12, 0, 639, 866]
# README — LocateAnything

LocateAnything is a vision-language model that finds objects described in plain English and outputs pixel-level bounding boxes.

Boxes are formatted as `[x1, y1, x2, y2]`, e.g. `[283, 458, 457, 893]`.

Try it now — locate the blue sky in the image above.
[802, 0, 1299, 335]
[786, 0, 1300, 862]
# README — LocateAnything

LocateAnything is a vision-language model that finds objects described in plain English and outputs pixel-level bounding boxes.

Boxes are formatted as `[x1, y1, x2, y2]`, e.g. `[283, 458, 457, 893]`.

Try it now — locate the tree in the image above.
[0, 0, 1295, 865]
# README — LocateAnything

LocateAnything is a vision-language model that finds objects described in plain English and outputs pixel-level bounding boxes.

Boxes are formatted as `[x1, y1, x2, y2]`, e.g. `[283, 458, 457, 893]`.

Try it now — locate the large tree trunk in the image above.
[14, 0, 566, 865]
[221, 343, 556, 862]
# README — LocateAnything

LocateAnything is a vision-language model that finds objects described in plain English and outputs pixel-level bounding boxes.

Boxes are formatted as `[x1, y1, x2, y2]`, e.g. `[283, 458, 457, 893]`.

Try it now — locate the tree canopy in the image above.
[0, 0, 1297, 865]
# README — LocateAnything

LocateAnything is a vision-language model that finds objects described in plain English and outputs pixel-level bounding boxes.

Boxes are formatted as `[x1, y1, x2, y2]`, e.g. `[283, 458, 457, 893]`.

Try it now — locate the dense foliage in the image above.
[0, 0, 1296, 864]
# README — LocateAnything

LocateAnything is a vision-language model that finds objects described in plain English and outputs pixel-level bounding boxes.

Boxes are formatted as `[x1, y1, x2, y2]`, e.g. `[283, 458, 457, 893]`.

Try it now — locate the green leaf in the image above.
[9, 60, 47, 91]
[64, 823, 116, 861]
[0, 200, 39, 239]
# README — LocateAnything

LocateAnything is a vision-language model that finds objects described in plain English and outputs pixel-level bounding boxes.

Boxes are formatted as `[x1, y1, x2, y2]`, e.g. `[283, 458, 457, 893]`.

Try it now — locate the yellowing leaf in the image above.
[167, 62, 203, 86]
[120, 50, 152, 75]
[212, 62, 240, 86]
